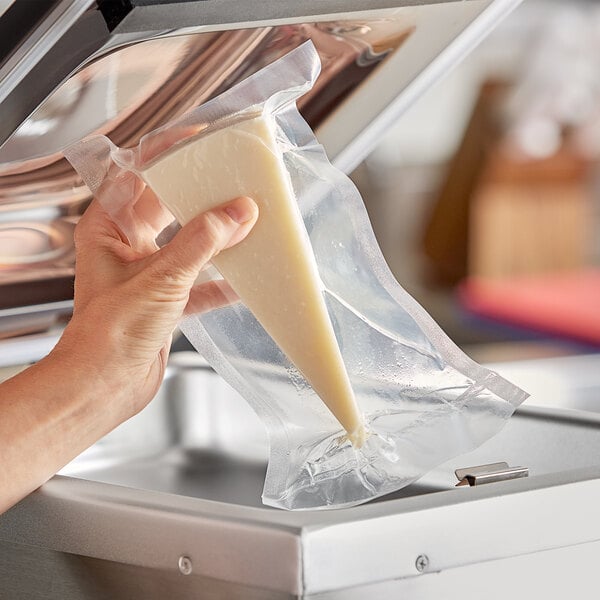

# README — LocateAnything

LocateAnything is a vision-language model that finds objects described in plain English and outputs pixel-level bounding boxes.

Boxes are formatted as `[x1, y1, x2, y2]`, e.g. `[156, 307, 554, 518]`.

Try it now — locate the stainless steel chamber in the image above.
[2, 352, 600, 598]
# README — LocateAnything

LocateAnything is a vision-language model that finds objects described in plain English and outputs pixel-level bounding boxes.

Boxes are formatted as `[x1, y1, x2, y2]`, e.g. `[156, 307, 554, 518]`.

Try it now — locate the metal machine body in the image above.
[2, 353, 600, 598]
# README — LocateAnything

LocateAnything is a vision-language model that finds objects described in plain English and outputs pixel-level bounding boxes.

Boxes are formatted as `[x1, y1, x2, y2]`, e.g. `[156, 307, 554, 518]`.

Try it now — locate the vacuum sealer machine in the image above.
[2, 1, 600, 598]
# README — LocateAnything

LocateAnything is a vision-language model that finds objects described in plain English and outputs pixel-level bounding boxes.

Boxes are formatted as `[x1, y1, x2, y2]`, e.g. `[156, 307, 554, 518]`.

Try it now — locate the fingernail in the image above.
[224, 197, 257, 224]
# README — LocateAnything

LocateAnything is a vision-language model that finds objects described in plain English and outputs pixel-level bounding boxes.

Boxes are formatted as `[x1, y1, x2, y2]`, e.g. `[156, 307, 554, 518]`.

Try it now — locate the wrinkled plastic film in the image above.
[65, 41, 528, 510]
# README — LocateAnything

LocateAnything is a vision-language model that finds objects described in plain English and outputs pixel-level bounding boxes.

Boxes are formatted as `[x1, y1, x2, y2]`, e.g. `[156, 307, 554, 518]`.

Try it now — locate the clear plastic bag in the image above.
[65, 41, 528, 510]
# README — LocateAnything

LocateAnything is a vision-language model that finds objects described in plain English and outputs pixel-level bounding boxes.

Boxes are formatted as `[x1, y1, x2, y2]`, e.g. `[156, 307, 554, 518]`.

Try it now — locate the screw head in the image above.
[178, 555, 193, 575]
[415, 554, 429, 573]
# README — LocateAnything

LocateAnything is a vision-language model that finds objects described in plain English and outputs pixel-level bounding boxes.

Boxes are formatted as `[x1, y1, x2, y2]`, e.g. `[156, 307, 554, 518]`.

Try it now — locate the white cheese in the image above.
[142, 115, 366, 446]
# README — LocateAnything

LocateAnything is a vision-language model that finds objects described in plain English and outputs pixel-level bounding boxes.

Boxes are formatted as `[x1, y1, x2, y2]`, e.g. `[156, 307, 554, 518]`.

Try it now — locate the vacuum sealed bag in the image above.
[65, 41, 528, 510]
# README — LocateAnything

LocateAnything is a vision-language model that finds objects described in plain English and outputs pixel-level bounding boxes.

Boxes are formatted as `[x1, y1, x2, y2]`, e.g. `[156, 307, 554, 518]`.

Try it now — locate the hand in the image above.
[0, 190, 257, 515]
[55, 192, 258, 420]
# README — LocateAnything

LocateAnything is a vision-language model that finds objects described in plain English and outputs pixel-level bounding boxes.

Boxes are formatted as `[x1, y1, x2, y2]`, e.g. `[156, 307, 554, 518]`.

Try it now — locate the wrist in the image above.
[49, 315, 137, 424]
[52, 302, 162, 420]
[0, 329, 131, 511]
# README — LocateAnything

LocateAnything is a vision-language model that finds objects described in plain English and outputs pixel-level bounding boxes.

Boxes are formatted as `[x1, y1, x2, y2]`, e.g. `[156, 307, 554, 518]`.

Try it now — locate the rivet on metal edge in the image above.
[178, 555, 193, 575]
[415, 554, 429, 573]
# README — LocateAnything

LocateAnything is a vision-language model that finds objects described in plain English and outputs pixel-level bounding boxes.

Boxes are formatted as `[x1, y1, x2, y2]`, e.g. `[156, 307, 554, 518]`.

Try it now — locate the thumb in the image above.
[147, 196, 258, 287]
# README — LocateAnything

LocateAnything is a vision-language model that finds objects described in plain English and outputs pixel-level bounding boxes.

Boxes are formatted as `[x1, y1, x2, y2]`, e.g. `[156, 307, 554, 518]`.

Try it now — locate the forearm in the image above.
[0, 342, 126, 514]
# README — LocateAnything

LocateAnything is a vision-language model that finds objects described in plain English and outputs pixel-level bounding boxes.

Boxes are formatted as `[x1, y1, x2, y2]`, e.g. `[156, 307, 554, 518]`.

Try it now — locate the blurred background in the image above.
[354, 0, 600, 364]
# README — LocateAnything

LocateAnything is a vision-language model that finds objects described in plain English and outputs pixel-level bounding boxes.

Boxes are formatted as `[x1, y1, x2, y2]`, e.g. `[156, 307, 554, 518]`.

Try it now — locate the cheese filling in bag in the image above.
[65, 41, 528, 510]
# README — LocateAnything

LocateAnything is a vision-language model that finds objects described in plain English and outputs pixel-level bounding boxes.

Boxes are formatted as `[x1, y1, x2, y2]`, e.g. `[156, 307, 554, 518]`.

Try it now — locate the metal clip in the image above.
[455, 462, 528, 487]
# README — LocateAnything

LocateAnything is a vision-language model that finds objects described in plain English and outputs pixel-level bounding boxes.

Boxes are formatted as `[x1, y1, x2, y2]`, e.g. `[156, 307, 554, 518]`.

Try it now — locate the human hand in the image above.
[54, 191, 258, 421]
[0, 189, 258, 513]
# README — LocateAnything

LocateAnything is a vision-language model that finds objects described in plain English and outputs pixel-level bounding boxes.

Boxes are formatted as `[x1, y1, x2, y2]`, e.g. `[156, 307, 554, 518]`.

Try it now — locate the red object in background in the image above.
[459, 270, 600, 345]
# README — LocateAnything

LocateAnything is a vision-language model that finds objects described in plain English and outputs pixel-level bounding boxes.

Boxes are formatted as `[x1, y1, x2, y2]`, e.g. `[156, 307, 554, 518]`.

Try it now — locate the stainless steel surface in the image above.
[3, 536, 600, 600]
[0, 0, 102, 147]
[0, 2, 17, 20]
[0, 201, 82, 308]
[0, 306, 68, 368]
[0, 1, 520, 151]
[455, 461, 529, 487]
[2, 352, 600, 597]
[0, 539, 291, 600]
[0, 301, 67, 371]
[55, 382, 600, 509]
[0, 2, 514, 173]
